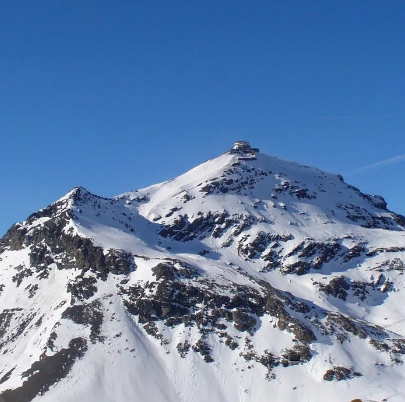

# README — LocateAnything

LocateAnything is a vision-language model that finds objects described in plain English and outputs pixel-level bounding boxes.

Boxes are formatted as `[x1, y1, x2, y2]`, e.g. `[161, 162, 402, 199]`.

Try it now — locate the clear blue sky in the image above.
[1, 1, 405, 236]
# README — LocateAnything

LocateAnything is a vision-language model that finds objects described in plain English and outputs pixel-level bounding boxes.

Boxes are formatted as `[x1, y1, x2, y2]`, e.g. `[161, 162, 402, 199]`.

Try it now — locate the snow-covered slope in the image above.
[1, 143, 405, 402]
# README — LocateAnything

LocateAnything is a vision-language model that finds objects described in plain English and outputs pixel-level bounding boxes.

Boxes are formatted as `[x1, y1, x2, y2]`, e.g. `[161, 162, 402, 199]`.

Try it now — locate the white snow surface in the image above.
[0, 150, 405, 402]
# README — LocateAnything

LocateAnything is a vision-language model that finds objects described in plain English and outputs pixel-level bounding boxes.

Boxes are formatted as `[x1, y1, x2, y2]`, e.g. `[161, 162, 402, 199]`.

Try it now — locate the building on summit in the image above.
[230, 140, 259, 159]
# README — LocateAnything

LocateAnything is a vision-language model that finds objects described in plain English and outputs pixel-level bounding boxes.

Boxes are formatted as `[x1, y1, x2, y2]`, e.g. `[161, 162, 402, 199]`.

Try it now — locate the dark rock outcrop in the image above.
[323, 366, 362, 381]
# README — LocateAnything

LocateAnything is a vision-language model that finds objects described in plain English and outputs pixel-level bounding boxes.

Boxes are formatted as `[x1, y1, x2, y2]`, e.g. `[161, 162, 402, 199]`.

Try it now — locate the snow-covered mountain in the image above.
[1, 142, 405, 402]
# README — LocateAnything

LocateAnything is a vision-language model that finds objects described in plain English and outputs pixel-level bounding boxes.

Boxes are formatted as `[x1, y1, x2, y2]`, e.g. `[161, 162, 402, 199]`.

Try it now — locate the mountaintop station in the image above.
[229, 140, 259, 159]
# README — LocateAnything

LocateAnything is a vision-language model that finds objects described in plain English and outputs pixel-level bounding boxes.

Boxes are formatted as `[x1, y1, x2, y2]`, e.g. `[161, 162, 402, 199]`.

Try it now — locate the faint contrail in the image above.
[348, 154, 405, 175]
[317, 113, 405, 120]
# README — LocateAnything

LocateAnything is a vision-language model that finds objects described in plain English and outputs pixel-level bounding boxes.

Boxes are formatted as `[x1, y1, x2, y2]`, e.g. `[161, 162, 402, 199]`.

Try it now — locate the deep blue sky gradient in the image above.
[1, 1, 405, 235]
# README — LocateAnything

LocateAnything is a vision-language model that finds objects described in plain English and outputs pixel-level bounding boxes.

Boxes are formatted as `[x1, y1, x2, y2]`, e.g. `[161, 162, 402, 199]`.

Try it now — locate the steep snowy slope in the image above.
[0, 143, 405, 402]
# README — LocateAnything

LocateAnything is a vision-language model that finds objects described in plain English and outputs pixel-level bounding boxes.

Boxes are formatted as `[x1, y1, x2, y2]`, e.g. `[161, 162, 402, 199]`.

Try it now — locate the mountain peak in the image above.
[131, 146, 404, 236]
[59, 186, 91, 203]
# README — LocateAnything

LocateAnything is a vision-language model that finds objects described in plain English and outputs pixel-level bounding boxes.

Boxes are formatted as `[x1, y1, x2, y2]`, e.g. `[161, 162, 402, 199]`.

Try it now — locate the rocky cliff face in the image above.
[0, 147, 405, 402]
